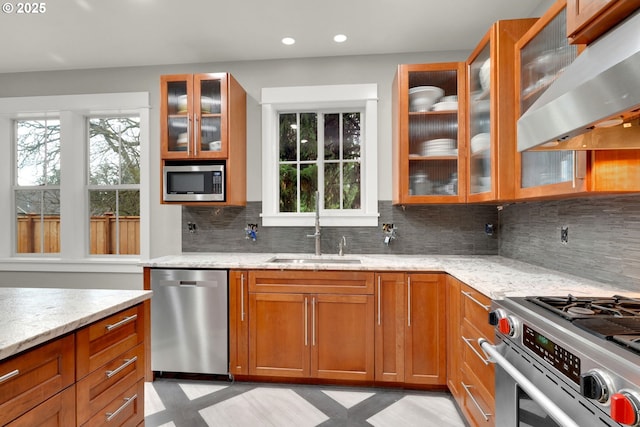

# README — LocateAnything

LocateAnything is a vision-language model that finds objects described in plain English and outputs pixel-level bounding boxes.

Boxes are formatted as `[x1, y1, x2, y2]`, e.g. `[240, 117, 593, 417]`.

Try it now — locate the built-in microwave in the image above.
[163, 163, 225, 202]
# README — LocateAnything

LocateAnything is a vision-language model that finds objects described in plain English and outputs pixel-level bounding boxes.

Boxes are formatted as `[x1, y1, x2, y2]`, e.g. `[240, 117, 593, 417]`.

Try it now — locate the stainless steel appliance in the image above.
[480, 295, 640, 427]
[518, 9, 640, 152]
[163, 163, 225, 202]
[151, 269, 228, 375]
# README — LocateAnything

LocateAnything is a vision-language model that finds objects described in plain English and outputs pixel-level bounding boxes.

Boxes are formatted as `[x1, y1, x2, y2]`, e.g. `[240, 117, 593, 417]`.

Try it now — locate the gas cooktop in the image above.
[527, 295, 640, 354]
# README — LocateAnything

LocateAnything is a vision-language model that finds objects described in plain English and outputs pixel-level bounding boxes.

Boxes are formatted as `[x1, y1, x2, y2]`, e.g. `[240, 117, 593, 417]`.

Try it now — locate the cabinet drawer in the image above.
[77, 343, 144, 425]
[460, 285, 493, 338]
[460, 367, 494, 427]
[6, 385, 76, 427]
[76, 304, 144, 379]
[81, 378, 144, 427]
[461, 321, 494, 395]
[249, 270, 374, 294]
[0, 334, 75, 425]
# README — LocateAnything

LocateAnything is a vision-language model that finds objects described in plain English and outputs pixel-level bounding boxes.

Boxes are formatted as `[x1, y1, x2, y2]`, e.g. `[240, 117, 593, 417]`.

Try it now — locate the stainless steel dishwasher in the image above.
[151, 269, 228, 375]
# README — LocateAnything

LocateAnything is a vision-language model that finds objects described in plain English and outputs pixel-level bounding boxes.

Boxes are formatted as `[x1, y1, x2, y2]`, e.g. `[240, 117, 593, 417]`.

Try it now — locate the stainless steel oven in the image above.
[480, 296, 640, 427]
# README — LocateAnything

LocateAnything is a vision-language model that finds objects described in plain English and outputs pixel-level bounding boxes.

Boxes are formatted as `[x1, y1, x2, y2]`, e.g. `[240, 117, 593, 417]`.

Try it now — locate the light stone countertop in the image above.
[0, 288, 151, 361]
[144, 253, 640, 299]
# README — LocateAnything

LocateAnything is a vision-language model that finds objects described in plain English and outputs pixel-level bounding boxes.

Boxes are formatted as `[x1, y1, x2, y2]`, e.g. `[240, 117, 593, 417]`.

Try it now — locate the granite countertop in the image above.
[144, 253, 640, 299]
[0, 288, 151, 361]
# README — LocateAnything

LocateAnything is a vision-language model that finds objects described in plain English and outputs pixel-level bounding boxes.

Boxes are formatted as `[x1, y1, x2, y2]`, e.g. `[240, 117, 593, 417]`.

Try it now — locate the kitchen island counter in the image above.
[0, 287, 151, 360]
[144, 253, 640, 299]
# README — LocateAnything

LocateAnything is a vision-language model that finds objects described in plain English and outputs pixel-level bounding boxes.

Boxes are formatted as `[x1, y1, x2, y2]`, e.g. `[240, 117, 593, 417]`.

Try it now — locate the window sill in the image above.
[0, 257, 143, 273]
[260, 212, 379, 227]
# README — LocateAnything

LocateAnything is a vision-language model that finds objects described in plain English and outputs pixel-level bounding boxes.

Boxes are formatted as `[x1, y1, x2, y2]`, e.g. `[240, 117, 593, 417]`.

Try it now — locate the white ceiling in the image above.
[1, 0, 548, 74]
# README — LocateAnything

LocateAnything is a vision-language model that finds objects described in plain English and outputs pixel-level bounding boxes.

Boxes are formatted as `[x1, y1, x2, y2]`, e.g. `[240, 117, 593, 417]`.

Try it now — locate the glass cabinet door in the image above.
[164, 77, 191, 155]
[399, 64, 464, 203]
[468, 44, 491, 195]
[517, 3, 585, 194]
[195, 76, 225, 156]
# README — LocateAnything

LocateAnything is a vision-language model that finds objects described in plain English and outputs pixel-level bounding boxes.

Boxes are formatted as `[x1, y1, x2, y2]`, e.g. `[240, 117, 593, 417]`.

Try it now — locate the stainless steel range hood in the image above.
[517, 9, 640, 152]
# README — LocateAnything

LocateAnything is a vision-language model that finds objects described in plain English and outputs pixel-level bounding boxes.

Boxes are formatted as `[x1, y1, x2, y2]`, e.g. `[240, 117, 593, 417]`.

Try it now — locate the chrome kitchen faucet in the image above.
[306, 191, 321, 256]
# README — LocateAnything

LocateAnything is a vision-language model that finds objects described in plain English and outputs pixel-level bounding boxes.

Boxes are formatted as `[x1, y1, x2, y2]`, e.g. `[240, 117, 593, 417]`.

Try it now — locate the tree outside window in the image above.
[88, 116, 140, 255]
[279, 111, 361, 213]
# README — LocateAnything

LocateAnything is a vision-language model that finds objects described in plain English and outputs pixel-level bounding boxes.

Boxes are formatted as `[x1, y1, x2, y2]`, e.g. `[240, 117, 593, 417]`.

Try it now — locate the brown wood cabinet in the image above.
[5, 386, 76, 427]
[1, 303, 146, 427]
[160, 72, 247, 206]
[229, 270, 249, 376]
[567, 0, 640, 44]
[374, 273, 447, 386]
[448, 277, 495, 427]
[392, 62, 468, 205]
[76, 304, 146, 427]
[0, 334, 75, 425]
[466, 19, 537, 203]
[516, 0, 640, 200]
[247, 270, 374, 382]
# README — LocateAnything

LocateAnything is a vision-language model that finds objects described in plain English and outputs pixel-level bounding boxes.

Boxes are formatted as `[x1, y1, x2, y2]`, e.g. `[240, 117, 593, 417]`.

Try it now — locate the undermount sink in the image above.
[267, 257, 362, 265]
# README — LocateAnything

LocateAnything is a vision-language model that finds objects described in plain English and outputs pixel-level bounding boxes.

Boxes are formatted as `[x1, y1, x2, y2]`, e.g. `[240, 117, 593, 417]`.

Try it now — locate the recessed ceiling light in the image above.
[333, 34, 347, 43]
[282, 37, 296, 46]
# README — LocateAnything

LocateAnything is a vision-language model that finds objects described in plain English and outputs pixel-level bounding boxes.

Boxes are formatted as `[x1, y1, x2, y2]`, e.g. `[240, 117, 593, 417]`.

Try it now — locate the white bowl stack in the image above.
[409, 86, 444, 112]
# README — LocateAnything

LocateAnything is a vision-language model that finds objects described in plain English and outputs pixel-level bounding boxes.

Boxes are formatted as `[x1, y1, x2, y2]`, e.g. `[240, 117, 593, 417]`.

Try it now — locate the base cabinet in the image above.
[375, 273, 447, 385]
[229, 270, 249, 376]
[247, 270, 374, 382]
[0, 303, 146, 427]
[448, 276, 495, 427]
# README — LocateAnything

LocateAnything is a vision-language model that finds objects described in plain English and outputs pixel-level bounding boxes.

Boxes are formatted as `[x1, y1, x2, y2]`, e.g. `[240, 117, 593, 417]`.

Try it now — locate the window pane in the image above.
[279, 113, 297, 161]
[299, 113, 317, 161]
[279, 164, 297, 212]
[343, 162, 361, 209]
[324, 113, 340, 160]
[16, 119, 61, 186]
[324, 163, 340, 209]
[300, 164, 318, 213]
[89, 190, 140, 255]
[343, 112, 361, 160]
[15, 189, 60, 253]
[89, 117, 140, 185]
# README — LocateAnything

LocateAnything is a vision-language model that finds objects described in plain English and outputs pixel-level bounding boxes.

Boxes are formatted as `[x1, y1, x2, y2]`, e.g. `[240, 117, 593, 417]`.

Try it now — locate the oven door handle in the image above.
[478, 339, 580, 427]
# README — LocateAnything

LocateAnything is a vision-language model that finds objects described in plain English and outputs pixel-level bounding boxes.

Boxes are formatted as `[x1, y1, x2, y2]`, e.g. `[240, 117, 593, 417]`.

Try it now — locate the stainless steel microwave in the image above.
[163, 164, 225, 202]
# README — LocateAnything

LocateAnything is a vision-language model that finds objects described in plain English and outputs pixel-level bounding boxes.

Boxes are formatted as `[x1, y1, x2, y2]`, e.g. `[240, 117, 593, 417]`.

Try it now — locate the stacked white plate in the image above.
[470, 133, 490, 154]
[432, 101, 458, 111]
[419, 138, 456, 157]
[409, 86, 444, 112]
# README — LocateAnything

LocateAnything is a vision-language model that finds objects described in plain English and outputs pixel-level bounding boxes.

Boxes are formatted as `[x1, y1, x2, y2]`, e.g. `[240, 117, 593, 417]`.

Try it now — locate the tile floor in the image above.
[145, 378, 468, 427]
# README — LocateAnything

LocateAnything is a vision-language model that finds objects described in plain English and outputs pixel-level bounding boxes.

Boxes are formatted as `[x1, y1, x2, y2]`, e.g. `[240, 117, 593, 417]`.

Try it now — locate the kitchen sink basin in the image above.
[267, 257, 362, 265]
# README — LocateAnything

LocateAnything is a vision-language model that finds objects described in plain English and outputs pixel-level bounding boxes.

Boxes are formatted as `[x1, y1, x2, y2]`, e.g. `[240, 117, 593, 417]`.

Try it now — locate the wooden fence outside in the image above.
[17, 214, 140, 255]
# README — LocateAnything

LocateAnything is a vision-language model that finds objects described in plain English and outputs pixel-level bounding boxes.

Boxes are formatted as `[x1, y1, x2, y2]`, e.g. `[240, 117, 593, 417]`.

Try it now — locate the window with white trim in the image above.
[261, 84, 379, 227]
[1, 92, 149, 266]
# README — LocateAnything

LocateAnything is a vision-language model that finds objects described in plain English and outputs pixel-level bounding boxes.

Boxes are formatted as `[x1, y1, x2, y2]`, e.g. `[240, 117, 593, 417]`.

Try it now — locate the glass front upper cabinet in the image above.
[466, 19, 537, 203]
[161, 73, 227, 159]
[392, 62, 467, 205]
[515, 0, 587, 198]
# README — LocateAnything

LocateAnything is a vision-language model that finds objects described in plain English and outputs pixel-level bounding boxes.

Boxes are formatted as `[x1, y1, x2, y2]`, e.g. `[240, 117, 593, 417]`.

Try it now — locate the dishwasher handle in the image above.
[479, 339, 580, 427]
[158, 279, 221, 288]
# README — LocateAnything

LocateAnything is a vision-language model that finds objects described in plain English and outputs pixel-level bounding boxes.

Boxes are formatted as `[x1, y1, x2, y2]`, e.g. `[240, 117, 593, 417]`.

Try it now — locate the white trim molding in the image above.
[261, 84, 379, 227]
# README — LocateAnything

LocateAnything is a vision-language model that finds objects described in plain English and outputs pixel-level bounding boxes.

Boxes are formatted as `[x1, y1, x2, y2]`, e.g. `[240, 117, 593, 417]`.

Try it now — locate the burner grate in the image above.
[573, 317, 640, 338]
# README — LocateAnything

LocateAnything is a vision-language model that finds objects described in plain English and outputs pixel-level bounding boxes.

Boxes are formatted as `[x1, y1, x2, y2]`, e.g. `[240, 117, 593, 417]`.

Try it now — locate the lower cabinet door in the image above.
[249, 293, 309, 378]
[6, 386, 76, 427]
[405, 274, 447, 385]
[76, 344, 144, 425]
[81, 379, 144, 427]
[312, 294, 374, 381]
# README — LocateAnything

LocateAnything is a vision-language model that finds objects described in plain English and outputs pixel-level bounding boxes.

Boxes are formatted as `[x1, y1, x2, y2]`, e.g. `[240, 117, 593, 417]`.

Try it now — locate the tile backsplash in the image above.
[182, 201, 499, 255]
[499, 194, 640, 287]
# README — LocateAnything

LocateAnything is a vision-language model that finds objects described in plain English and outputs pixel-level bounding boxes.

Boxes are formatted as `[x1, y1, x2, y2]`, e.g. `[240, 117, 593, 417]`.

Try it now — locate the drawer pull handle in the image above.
[461, 291, 490, 311]
[106, 393, 137, 422]
[106, 356, 138, 379]
[0, 369, 19, 384]
[461, 382, 492, 421]
[105, 314, 138, 331]
[462, 336, 489, 365]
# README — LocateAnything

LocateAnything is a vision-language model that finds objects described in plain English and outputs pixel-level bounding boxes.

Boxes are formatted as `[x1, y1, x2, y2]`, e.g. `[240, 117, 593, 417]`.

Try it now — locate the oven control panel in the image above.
[523, 324, 581, 384]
